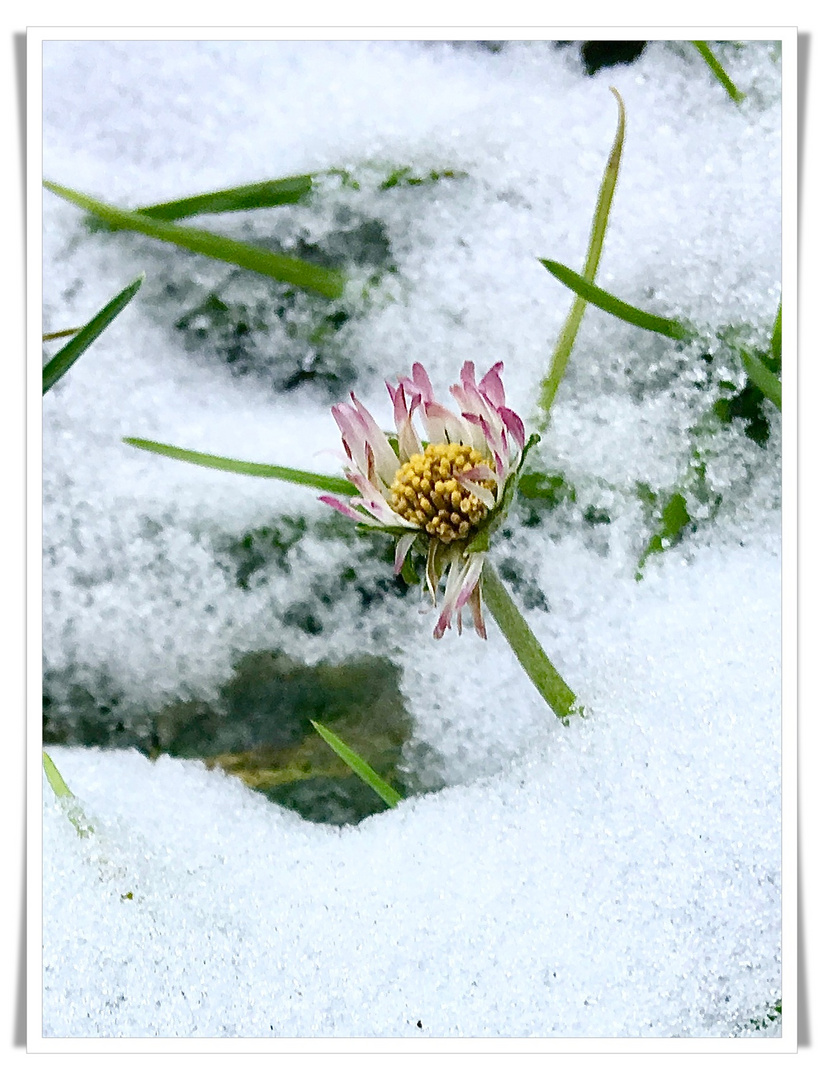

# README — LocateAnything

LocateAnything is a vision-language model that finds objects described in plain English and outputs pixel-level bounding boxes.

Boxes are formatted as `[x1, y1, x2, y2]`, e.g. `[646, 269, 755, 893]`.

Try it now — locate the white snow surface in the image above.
[44, 543, 781, 1039]
[41, 39, 783, 1038]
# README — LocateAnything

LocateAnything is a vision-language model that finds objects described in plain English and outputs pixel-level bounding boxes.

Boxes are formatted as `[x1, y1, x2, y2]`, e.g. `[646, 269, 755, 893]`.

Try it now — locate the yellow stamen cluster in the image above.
[389, 442, 496, 543]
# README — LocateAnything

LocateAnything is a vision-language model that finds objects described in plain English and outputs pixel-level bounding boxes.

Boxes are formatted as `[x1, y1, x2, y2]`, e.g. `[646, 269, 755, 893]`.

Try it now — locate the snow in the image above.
[38, 37, 784, 1040]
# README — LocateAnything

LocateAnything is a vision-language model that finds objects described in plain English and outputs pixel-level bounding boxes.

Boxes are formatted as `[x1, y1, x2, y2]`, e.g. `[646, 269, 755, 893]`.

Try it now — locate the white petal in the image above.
[456, 476, 496, 510]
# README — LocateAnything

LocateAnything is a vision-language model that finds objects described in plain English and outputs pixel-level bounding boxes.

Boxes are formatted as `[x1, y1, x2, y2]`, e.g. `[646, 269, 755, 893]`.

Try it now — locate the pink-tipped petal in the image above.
[345, 471, 411, 527]
[386, 381, 409, 431]
[387, 381, 423, 461]
[432, 554, 466, 638]
[498, 405, 525, 451]
[479, 362, 506, 408]
[454, 553, 485, 611]
[423, 401, 471, 446]
[348, 394, 400, 486]
[410, 362, 435, 400]
[331, 403, 360, 459]
[477, 414, 507, 477]
[318, 494, 364, 522]
[460, 360, 478, 390]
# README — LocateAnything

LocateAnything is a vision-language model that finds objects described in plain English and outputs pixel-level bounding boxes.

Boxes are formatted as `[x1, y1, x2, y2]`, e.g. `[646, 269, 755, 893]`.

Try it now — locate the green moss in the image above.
[516, 470, 576, 528]
[636, 486, 693, 576]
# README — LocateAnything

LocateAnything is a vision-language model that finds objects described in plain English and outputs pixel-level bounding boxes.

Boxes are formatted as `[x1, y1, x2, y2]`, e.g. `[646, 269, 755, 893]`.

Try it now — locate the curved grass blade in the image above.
[536, 88, 626, 427]
[310, 721, 401, 809]
[42, 274, 144, 394]
[132, 175, 314, 221]
[44, 181, 345, 300]
[539, 260, 694, 341]
[691, 41, 745, 103]
[123, 437, 358, 496]
[43, 751, 94, 838]
[739, 348, 782, 410]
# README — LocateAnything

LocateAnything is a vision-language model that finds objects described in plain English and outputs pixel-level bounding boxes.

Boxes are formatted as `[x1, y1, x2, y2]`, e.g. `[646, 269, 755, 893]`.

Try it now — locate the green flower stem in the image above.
[481, 562, 579, 722]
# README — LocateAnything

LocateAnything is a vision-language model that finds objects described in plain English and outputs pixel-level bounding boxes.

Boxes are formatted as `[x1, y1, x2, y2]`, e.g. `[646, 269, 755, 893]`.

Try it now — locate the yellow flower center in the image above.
[389, 442, 495, 543]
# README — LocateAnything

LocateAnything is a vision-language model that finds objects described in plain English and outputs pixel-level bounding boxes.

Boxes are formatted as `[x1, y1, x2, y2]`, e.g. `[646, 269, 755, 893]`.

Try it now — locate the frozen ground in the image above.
[40, 39, 782, 1038]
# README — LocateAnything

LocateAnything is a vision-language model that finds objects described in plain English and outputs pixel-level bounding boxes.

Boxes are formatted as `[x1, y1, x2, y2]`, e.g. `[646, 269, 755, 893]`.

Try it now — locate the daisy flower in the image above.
[320, 361, 534, 639]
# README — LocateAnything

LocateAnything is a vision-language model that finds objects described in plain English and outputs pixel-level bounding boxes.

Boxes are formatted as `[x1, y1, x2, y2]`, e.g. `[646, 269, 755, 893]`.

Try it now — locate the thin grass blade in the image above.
[43, 751, 72, 797]
[691, 41, 745, 103]
[43, 326, 83, 342]
[536, 87, 626, 426]
[132, 176, 314, 220]
[42, 274, 144, 394]
[310, 721, 401, 808]
[770, 301, 782, 368]
[123, 437, 358, 496]
[43, 752, 94, 837]
[739, 348, 782, 409]
[44, 181, 345, 299]
[539, 260, 694, 341]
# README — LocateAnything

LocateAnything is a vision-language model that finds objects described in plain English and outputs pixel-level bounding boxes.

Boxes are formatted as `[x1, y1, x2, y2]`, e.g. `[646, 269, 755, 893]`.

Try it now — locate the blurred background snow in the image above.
[41, 38, 782, 1038]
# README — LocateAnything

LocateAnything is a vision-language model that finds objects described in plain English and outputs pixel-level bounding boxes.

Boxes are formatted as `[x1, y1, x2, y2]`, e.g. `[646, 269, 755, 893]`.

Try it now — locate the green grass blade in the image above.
[123, 437, 358, 496]
[43, 750, 72, 797]
[310, 721, 401, 808]
[132, 176, 314, 220]
[44, 181, 346, 299]
[42, 274, 144, 394]
[691, 41, 745, 103]
[43, 752, 94, 837]
[770, 301, 782, 368]
[739, 348, 782, 409]
[538, 260, 694, 341]
[43, 326, 83, 342]
[536, 87, 626, 427]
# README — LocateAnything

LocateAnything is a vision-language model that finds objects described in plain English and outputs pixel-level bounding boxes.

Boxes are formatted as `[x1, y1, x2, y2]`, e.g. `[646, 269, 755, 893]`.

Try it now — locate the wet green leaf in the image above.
[538, 260, 694, 341]
[44, 181, 346, 299]
[769, 301, 782, 370]
[42, 274, 144, 394]
[691, 41, 745, 103]
[311, 721, 401, 808]
[123, 437, 358, 496]
[131, 176, 314, 220]
[739, 348, 782, 410]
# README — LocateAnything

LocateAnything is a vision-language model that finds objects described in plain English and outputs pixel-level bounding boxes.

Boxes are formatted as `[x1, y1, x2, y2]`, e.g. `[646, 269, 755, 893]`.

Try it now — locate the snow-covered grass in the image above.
[39, 38, 783, 1040]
